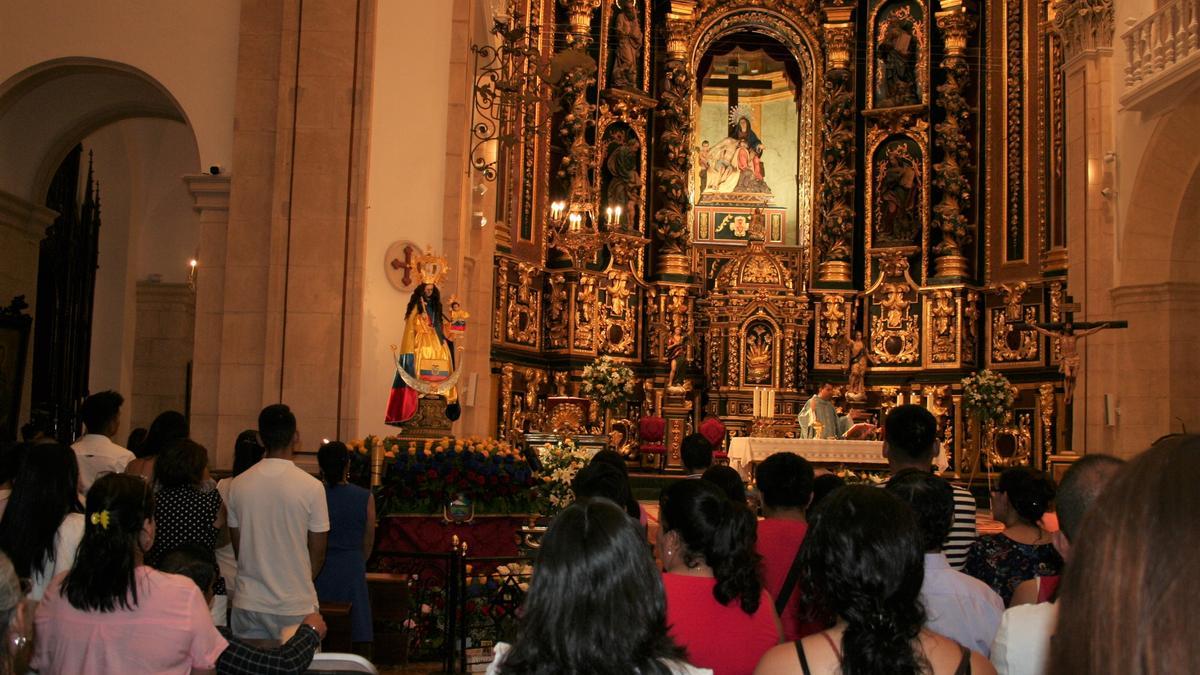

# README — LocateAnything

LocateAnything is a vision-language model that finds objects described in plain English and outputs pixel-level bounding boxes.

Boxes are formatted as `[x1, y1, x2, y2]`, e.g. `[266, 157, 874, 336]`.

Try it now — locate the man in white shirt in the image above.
[227, 404, 330, 641]
[71, 390, 134, 494]
[887, 468, 1004, 656]
[990, 454, 1125, 675]
[883, 404, 978, 569]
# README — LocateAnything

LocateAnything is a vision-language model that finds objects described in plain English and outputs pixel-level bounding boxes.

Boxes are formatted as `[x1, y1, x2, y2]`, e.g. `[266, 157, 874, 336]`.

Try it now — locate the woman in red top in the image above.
[659, 480, 781, 675]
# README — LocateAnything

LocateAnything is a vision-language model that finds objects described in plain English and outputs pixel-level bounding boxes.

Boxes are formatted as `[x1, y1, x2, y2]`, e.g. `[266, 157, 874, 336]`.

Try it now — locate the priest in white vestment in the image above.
[797, 383, 854, 439]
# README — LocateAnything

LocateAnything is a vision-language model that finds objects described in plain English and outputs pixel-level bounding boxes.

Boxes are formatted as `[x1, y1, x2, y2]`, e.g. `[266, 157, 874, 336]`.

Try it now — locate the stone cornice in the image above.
[182, 174, 231, 216]
[1111, 281, 1200, 306]
[1052, 0, 1115, 65]
[0, 189, 56, 243]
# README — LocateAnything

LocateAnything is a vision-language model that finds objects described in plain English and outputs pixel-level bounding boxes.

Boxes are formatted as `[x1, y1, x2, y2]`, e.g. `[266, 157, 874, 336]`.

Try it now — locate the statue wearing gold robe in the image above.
[385, 282, 461, 425]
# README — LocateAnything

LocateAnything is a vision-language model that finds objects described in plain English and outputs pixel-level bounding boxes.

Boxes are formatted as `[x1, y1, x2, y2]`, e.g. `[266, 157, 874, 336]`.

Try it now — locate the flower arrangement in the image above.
[345, 438, 374, 487]
[834, 467, 889, 486]
[961, 369, 1016, 424]
[580, 355, 636, 411]
[536, 437, 597, 514]
[366, 435, 540, 515]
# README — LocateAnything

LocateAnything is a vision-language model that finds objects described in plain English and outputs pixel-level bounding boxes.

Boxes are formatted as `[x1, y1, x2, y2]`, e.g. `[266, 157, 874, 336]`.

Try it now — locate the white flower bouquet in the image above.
[961, 369, 1016, 424]
[579, 355, 636, 412]
[536, 437, 597, 515]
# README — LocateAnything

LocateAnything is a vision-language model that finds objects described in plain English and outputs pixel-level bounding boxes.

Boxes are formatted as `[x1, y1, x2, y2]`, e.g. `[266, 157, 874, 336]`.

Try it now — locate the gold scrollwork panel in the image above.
[814, 293, 853, 369]
[922, 289, 961, 369]
[988, 305, 1042, 367]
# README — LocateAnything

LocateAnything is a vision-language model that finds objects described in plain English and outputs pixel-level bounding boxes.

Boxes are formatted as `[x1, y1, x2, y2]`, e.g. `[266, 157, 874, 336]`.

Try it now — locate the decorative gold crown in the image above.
[413, 247, 449, 286]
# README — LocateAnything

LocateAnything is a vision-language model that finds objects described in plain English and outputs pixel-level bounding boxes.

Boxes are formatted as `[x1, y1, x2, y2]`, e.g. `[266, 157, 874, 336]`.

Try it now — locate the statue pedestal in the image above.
[393, 396, 453, 439]
[661, 396, 693, 472]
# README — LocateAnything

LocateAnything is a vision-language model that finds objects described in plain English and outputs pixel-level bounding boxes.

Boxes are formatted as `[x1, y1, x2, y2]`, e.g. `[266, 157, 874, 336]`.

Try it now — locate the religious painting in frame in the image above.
[0, 307, 31, 443]
[867, 0, 928, 110]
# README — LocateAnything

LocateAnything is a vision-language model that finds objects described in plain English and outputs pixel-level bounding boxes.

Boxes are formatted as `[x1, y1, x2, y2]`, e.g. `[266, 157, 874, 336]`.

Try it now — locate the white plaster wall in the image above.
[356, 0, 454, 439]
[84, 118, 200, 398]
[0, 0, 240, 172]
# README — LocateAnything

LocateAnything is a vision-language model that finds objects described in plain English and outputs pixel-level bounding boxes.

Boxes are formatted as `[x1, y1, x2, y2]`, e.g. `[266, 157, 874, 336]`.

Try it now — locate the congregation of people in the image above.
[0, 390, 1194, 674]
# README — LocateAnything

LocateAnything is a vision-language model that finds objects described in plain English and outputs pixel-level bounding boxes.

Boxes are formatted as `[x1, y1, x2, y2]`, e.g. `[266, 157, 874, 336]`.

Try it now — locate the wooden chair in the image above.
[700, 417, 729, 465]
[639, 416, 667, 472]
[366, 572, 411, 665]
[319, 601, 354, 654]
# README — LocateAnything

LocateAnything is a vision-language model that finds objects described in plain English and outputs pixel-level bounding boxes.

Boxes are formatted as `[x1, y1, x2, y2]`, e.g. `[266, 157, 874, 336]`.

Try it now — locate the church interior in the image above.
[1, 0, 1199, 671]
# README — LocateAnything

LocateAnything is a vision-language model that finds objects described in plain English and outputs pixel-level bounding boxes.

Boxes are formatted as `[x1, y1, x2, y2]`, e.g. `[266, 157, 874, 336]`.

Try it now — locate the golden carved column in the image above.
[932, 0, 978, 279]
[815, 6, 856, 283]
[651, 4, 695, 277]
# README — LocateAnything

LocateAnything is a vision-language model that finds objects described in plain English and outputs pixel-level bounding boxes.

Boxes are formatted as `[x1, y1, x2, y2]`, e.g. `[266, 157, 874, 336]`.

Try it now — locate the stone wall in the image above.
[130, 282, 195, 432]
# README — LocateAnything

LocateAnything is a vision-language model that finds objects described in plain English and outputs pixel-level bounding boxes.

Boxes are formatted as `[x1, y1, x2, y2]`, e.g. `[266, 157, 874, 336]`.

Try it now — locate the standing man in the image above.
[227, 404, 330, 640]
[796, 383, 853, 439]
[72, 390, 133, 493]
[882, 404, 978, 569]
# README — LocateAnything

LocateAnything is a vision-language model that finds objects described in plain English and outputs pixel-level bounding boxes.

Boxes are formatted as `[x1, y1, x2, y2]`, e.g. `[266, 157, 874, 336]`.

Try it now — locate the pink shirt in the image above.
[663, 573, 779, 675]
[34, 567, 227, 675]
[756, 518, 814, 641]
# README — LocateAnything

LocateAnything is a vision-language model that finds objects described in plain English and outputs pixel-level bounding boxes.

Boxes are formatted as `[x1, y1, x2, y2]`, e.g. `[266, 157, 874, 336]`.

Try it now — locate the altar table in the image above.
[728, 436, 886, 478]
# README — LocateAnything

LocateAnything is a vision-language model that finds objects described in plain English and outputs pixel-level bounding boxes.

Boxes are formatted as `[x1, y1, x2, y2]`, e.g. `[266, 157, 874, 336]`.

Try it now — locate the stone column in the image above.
[183, 174, 232, 463]
[1055, 0, 1116, 453]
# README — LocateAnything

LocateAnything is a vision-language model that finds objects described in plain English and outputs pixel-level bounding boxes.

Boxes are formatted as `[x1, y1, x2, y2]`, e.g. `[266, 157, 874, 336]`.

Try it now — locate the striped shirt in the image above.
[946, 484, 978, 570]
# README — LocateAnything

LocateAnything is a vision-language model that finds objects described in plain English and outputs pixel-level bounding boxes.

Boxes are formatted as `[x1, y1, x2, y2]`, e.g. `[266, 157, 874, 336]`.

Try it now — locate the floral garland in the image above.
[961, 369, 1016, 424]
[362, 435, 540, 515]
[536, 437, 597, 515]
[580, 355, 635, 411]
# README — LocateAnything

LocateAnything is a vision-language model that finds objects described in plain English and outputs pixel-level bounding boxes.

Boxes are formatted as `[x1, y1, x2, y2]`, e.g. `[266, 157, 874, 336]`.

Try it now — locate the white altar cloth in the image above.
[728, 436, 886, 478]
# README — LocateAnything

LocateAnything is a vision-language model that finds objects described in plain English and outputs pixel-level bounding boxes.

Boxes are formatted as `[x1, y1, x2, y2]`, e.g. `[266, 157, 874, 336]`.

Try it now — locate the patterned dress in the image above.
[963, 533, 1063, 605]
[146, 485, 226, 595]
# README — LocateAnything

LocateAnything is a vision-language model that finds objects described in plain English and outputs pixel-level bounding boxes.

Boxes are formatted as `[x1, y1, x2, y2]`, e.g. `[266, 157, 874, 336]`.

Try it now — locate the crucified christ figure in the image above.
[1026, 321, 1115, 404]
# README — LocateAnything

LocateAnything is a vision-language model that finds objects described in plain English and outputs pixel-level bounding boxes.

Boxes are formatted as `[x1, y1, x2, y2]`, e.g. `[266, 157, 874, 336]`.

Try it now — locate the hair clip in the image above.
[89, 510, 111, 529]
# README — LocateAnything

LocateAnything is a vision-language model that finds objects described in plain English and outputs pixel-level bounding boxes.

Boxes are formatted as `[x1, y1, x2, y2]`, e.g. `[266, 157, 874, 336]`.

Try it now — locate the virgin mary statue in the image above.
[385, 281, 462, 426]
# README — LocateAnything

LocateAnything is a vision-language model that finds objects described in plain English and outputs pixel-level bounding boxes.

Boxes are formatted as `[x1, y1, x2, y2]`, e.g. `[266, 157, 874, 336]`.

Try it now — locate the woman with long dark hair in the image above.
[755, 486, 994, 675]
[33, 473, 226, 674]
[963, 467, 1062, 604]
[215, 429, 263, 614]
[125, 411, 189, 481]
[490, 498, 708, 675]
[1048, 435, 1200, 675]
[659, 479, 779, 675]
[313, 441, 375, 649]
[0, 443, 84, 602]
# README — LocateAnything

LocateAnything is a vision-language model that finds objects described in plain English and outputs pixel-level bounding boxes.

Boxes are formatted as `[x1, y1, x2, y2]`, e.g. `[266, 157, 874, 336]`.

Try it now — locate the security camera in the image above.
[209, 165, 223, 176]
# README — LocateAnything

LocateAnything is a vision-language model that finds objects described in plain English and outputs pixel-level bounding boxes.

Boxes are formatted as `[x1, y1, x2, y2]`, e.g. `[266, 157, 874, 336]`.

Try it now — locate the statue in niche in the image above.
[844, 330, 872, 401]
[610, 0, 642, 90]
[744, 323, 774, 384]
[705, 107, 772, 196]
[605, 127, 641, 227]
[876, 15, 919, 107]
[874, 140, 921, 245]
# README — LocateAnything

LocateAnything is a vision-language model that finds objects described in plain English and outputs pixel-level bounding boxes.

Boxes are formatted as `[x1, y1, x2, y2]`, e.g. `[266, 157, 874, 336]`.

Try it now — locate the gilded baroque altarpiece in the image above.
[474, 0, 1107, 475]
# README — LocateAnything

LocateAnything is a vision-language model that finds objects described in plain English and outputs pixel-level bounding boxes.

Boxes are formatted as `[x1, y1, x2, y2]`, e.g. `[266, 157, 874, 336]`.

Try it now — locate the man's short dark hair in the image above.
[886, 468, 954, 552]
[702, 465, 747, 503]
[157, 543, 218, 594]
[883, 404, 939, 462]
[680, 433, 713, 473]
[79, 391, 124, 434]
[258, 404, 297, 452]
[1056, 454, 1125, 541]
[756, 452, 815, 510]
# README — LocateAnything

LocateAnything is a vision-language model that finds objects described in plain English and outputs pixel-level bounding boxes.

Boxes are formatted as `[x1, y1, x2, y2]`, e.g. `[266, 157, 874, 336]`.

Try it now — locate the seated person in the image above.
[701, 465, 747, 504]
[158, 544, 326, 675]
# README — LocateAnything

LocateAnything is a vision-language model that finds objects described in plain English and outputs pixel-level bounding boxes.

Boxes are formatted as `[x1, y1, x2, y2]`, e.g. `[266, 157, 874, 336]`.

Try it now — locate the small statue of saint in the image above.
[610, 0, 642, 90]
[844, 331, 871, 401]
[876, 19, 919, 107]
[446, 294, 469, 341]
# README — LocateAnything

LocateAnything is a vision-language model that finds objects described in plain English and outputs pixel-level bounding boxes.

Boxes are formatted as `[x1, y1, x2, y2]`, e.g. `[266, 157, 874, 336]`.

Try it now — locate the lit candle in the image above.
[614, 205, 622, 226]
[606, 206, 613, 225]
[896, 390, 904, 406]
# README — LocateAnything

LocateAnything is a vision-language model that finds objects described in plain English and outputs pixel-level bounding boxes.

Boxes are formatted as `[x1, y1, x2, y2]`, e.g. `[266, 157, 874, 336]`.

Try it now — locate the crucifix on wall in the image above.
[706, 58, 772, 136]
[1015, 297, 1128, 404]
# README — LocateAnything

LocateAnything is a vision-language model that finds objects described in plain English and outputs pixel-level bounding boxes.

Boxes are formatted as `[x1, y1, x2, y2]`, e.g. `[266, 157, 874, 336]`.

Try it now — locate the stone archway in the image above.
[1104, 89, 1200, 453]
[0, 57, 203, 436]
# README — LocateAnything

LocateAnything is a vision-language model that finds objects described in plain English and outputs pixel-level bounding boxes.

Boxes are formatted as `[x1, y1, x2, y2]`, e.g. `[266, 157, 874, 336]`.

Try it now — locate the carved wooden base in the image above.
[657, 252, 691, 277]
[817, 259, 853, 282]
[392, 396, 454, 439]
[934, 254, 970, 278]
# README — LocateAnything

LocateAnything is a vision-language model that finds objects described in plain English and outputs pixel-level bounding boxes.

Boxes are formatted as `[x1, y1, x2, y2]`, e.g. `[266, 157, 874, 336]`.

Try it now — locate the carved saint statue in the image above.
[605, 128, 641, 228]
[876, 19, 919, 107]
[844, 330, 872, 401]
[665, 327, 693, 394]
[386, 280, 461, 426]
[875, 143, 921, 244]
[610, 0, 642, 90]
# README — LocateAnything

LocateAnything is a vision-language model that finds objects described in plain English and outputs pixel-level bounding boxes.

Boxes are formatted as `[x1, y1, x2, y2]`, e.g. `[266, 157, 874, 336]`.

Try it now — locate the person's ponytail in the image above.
[709, 501, 762, 614]
[840, 590, 925, 675]
[62, 474, 154, 612]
